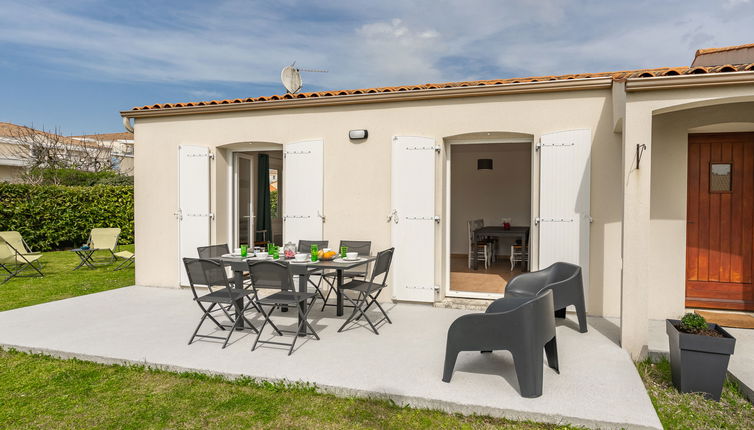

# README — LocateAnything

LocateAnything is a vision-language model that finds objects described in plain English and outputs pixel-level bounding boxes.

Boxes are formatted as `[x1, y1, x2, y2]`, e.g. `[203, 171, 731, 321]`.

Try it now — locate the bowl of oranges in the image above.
[318, 249, 339, 261]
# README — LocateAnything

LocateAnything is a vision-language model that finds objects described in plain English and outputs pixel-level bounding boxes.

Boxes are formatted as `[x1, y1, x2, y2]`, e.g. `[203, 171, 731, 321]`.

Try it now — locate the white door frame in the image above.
[443, 138, 536, 299]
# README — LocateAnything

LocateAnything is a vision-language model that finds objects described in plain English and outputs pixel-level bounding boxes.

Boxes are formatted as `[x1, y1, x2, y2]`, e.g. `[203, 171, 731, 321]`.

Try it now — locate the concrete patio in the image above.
[0, 286, 661, 429]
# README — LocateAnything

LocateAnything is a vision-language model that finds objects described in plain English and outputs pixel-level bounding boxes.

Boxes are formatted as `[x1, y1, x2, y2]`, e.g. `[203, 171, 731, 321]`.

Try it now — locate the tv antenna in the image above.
[281, 62, 328, 94]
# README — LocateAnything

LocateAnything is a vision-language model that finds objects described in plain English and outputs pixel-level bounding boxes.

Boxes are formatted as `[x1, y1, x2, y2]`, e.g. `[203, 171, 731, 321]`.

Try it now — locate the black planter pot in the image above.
[666, 319, 736, 401]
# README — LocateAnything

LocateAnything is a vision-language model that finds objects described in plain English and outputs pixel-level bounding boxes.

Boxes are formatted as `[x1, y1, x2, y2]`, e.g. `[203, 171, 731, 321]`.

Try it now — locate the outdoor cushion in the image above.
[114, 250, 134, 259]
[0, 231, 28, 253]
[7, 254, 43, 264]
[90, 228, 121, 250]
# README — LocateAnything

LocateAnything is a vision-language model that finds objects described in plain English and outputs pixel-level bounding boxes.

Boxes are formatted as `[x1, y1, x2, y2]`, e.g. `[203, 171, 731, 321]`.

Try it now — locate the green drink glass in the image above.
[311, 244, 318, 262]
[340, 246, 347, 258]
[240, 245, 248, 257]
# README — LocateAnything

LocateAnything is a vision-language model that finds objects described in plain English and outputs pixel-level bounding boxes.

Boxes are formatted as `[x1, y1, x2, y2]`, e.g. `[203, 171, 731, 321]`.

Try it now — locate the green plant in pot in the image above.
[666, 312, 736, 401]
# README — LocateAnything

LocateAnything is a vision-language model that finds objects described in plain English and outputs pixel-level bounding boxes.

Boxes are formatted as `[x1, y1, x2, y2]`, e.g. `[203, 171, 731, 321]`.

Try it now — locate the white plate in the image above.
[222, 253, 244, 258]
[289, 260, 311, 264]
[336, 257, 365, 262]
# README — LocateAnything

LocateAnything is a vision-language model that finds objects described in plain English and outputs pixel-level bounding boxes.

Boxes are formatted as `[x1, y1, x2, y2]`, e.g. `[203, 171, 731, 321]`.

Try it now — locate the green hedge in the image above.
[0, 183, 134, 251]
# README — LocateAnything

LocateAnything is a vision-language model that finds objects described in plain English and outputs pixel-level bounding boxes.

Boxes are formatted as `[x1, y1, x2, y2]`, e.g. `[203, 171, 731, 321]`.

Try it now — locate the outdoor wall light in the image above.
[477, 158, 493, 170]
[349, 129, 368, 140]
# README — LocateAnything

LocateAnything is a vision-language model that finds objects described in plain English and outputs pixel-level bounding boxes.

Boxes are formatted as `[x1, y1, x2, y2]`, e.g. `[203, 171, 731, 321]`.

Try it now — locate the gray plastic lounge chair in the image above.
[442, 290, 559, 398]
[504, 262, 587, 333]
[337, 248, 394, 334]
[248, 260, 319, 355]
[183, 258, 258, 348]
[0, 231, 43, 284]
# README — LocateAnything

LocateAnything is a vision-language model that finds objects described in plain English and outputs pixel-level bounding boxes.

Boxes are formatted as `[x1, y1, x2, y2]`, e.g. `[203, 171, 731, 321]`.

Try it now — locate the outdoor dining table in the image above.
[472, 225, 530, 270]
[220, 255, 377, 336]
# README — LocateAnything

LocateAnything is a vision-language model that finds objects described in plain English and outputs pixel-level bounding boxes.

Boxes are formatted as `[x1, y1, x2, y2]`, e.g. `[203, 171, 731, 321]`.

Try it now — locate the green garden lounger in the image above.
[0, 231, 44, 284]
[72, 228, 125, 270]
[113, 250, 135, 270]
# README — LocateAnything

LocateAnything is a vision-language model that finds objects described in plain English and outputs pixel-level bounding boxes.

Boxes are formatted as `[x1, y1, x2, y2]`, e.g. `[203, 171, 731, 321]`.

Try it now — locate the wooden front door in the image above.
[686, 132, 754, 311]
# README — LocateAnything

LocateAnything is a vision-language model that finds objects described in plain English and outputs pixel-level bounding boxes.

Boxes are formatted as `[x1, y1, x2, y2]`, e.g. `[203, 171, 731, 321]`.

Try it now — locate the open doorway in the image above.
[448, 142, 532, 297]
[233, 150, 283, 249]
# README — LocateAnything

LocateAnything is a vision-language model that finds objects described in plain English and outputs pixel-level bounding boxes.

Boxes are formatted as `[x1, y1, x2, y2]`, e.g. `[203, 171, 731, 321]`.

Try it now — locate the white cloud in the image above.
[0, 0, 752, 93]
[187, 90, 223, 99]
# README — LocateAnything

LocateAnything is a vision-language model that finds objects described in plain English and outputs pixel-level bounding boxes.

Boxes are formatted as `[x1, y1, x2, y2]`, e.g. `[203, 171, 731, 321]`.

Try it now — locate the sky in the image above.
[1, 0, 753, 135]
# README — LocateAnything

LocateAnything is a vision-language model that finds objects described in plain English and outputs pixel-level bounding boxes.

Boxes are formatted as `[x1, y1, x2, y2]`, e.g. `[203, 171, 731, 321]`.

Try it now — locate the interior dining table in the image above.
[220, 255, 376, 336]
[472, 225, 530, 271]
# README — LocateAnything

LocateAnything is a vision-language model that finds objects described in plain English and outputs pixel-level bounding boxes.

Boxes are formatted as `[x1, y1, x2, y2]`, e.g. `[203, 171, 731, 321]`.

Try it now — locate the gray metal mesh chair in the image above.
[442, 290, 559, 398]
[337, 248, 394, 334]
[197, 243, 251, 291]
[248, 261, 320, 355]
[183, 258, 258, 348]
[197, 244, 230, 258]
[321, 240, 371, 311]
[297, 240, 329, 302]
[504, 262, 587, 333]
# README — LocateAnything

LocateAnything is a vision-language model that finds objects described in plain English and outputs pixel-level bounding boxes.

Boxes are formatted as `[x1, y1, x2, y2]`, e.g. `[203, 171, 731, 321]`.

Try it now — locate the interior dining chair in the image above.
[467, 220, 491, 269]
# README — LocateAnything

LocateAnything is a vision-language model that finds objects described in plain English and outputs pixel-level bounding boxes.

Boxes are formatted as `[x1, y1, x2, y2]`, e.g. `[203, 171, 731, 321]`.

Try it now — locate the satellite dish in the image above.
[281, 65, 302, 94]
[280, 62, 327, 94]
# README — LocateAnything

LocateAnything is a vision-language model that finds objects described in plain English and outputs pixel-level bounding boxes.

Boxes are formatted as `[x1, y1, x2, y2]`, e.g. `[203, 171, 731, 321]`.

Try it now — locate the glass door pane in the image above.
[238, 157, 252, 247]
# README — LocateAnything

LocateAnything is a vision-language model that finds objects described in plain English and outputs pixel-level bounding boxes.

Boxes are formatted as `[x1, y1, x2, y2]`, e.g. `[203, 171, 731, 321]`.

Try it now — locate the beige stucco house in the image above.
[121, 44, 754, 358]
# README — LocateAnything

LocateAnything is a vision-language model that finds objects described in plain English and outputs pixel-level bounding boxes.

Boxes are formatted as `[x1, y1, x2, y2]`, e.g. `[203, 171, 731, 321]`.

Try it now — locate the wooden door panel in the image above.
[730, 143, 744, 282]
[686, 133, 754, 311]
[686, 142, 700, 281]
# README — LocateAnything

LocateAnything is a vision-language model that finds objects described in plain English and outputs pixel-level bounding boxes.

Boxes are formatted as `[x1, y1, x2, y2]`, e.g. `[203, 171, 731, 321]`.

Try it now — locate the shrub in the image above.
[680, 312, 708, 332]
[26, 168, 131, 186]
[0, 183, 133, 251]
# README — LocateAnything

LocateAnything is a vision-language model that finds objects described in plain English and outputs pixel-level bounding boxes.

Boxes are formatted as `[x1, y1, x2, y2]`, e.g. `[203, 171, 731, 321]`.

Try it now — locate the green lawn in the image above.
[637, 358, 754, 429]
[0, 349, 574, 430]
[0, 248, 574, 429]
[0, 246, 134, 312]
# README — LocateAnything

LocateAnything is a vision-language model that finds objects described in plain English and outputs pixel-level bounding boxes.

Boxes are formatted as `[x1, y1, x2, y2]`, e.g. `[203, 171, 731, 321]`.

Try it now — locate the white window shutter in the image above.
[538, 129, 591, 294]
[178, 145, 212, 286]
[283, 139, 324, 244]
[391, 136, 437, 302]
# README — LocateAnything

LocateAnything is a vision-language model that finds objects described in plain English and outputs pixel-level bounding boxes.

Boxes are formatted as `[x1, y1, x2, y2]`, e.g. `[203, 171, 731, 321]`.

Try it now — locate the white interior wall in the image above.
[450, 143, 531, 255]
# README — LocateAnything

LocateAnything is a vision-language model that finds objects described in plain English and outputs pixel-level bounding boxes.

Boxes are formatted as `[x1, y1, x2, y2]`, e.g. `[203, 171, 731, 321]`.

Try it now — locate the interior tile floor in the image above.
[449, 254, 525, 294]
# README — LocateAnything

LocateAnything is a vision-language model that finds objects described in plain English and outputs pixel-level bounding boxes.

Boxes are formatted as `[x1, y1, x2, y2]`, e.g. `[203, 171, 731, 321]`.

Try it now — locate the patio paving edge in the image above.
[1, 342, 660, 430]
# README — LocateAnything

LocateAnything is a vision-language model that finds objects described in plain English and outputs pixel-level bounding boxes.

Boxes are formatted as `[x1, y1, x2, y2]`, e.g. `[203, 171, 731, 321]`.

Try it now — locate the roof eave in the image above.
[626, 71, 754, 92]
[120, 77, 613, 119]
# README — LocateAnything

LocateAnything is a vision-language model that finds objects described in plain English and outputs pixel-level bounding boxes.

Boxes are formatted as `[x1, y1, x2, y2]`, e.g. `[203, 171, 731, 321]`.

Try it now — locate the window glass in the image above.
[269, 168, 279, 218]
[710, 163, 732, 192]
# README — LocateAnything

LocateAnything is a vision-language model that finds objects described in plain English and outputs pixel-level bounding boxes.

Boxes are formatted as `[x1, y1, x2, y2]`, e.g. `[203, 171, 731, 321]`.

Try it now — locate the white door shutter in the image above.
[178, 145, 212, 286]
[391, 136, 437, 302]
[283, 139, 324, 244]
[538, 129, 591, 293]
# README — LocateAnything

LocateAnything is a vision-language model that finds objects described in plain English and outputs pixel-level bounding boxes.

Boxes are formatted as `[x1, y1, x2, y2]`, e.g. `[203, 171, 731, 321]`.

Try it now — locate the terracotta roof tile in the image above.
[131, 63, 754, 112]
[696, 43, 754, 56]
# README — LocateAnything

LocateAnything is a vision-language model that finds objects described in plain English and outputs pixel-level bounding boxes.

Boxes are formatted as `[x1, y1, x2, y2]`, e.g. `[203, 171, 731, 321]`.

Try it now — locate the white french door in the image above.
[282, 139, 324, 243]
[234, 153, 255, 248]
[538, 129, 591, 295]
[391, 136, 438, 302]
[178, 145, 212, 286]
